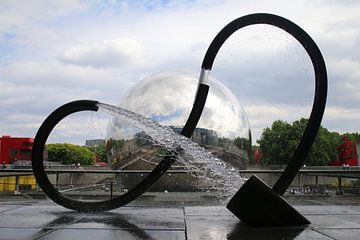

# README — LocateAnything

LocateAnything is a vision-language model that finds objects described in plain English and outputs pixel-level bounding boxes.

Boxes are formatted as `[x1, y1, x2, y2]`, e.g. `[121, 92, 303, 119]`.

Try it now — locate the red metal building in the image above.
[0, 135, 33, 164]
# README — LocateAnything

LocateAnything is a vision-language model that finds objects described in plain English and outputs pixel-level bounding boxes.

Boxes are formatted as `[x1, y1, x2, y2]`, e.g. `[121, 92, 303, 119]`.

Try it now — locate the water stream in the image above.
[98, 102, 246, 199]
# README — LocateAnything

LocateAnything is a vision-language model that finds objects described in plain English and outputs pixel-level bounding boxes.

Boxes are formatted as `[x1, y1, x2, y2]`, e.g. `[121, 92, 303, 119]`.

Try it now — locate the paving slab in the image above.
[307, 215, 360, 229]
[315, 229, 360, 240]
[112, 206, 184, 217]
[295, 205, 360, 215]
[62, 212, 185, 230]
[0, 205, 73, 228]
[0, 205, 22, 214]
[185, 215, 239, 240]
[227, 227, 332, 240]
[36, 229, 185, 240]
[184, 206, 233, 216]
[0, 228, 56, 240]
[1, 201, 360, 240]
[184, 215, 332, 240]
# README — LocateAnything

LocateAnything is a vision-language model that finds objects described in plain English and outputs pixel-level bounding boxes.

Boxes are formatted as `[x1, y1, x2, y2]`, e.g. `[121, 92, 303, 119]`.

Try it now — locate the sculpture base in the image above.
[227, 175, 310, 227]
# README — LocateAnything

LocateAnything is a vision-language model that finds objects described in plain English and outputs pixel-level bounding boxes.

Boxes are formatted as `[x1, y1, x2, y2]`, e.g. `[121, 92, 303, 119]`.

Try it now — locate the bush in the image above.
[46, 143, 95, 165]
[257, 118, 341, 166]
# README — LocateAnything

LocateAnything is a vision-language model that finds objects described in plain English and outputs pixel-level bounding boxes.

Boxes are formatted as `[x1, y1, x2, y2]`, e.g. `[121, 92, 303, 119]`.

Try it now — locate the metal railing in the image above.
[1, 167, 359, 195]
[1, 168, 360, 175]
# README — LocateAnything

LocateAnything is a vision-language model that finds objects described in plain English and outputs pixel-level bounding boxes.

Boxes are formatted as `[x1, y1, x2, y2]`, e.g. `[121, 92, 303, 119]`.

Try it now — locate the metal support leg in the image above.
[110, 182, 113, 200]
[337, 177, 343, 195]
[56, 173, 59, 188]
[15, 175, 19, 192]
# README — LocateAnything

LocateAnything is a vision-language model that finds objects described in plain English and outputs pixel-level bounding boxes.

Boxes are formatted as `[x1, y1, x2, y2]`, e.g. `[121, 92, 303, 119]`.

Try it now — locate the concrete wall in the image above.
[241, 172, 357, 189]
[48, 172, 112, 188]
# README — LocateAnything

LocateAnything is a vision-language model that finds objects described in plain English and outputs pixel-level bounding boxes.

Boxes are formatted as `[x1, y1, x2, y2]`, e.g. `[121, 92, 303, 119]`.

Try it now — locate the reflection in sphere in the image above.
[106, 71, 251, 192]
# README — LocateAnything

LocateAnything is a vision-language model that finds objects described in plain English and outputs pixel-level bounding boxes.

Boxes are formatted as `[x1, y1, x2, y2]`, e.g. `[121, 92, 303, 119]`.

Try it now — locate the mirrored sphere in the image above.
[106, 71, 251, 191]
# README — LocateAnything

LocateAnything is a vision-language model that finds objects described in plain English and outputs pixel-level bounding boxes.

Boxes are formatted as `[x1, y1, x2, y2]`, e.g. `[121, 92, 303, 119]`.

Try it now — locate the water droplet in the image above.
[98, 102, 247, 198]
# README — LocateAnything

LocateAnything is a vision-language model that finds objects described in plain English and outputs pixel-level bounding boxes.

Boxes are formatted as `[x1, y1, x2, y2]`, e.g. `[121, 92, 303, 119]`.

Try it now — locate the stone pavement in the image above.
[0, 200, 360, 239]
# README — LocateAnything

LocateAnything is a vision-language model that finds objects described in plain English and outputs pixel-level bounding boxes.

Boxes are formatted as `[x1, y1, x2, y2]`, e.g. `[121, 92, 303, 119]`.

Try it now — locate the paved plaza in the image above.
[0, 199, 360, 239]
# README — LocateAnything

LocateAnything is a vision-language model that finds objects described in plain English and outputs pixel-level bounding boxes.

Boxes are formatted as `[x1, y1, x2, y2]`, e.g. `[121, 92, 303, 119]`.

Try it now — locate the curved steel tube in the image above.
[32, 100, 175, 212]
[31, 100, 177, 212]
[32, 13, 327, 212]
[32, 93, 207, 212]
[199, 13, 327, 195]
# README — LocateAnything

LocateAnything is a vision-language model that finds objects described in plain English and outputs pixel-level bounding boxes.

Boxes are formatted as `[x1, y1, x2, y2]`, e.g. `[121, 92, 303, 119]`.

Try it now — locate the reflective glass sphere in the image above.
[106, 71, 251, 191]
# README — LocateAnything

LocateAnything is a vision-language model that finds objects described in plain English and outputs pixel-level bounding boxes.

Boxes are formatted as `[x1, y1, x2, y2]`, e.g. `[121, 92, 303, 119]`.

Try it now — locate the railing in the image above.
[1, 168, 360, 174]
[1, 168, 359, 195]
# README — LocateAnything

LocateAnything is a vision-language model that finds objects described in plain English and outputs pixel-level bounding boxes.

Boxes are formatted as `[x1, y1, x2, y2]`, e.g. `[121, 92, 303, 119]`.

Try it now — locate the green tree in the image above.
[46, 143, 95, 165]
[87, 144, 107, 162]
[234, 137, 251, 151]
[106, 138, 125, 152]
[257, 118, 341, 166]
[342, 132, 360, 142]
[257, 120, 293, 166]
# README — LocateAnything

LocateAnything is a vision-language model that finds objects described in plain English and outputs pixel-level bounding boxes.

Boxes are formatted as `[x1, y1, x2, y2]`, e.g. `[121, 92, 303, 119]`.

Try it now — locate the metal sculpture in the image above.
[200, 13, 327, 226]
[31, 98, 205, 212]
[32, 13, 327, 227]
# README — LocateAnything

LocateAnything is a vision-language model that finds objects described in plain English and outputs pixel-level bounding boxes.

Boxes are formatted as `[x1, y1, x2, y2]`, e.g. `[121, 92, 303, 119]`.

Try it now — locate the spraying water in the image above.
[98, 102, 247, 198]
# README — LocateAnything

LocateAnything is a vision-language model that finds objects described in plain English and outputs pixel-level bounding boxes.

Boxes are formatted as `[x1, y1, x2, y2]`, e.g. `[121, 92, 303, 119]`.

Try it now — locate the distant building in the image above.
[107, 127, 249, 191]
[85, 139, 105, 147]
[109, 127, 249, 169]
[0, 135, 33, 164]
[171, 127, 219, 146]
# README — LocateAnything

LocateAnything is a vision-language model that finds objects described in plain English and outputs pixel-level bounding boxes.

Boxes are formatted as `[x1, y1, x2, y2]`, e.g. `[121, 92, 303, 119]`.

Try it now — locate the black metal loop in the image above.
[32, 13, 327, 213]
[201, 13, 327, 195]
[31, 100, 182, 212]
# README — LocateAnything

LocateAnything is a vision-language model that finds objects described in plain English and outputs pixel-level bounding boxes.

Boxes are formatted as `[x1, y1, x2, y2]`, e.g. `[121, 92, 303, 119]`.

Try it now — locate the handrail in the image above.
[1, 169, 360, 174]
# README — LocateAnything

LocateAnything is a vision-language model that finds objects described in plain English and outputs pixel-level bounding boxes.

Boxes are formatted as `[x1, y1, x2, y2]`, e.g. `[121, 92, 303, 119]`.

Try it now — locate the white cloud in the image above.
[244, 104, 311, 142]
[0, 1, 85, 29]
[58, 39, 143, 68]
[322, 106, 360, 135]
[0, 0, 360, 143]
[325, 106, 360, 121]
[46, 111, 110, 145]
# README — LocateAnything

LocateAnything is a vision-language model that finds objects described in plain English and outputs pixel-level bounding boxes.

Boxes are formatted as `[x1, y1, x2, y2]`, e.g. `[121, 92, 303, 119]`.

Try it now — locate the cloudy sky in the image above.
[0, 0, 359, 144]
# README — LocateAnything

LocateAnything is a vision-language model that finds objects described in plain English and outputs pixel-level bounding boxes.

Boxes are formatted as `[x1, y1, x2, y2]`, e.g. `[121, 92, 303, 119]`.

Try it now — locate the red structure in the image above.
[330, 136, 358, 166]
[0, 135, 33, 164]
[252, 146, 262, 165]
[95, 155, 108, 167]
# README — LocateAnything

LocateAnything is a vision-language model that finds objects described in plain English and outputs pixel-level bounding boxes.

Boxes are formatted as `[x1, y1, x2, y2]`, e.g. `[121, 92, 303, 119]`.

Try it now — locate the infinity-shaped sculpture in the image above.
[32, 13, 327, 226]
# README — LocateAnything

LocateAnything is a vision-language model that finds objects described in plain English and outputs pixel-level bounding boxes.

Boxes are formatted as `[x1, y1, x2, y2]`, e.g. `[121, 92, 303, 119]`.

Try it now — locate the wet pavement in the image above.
[0, 200, 360, 239]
